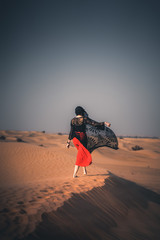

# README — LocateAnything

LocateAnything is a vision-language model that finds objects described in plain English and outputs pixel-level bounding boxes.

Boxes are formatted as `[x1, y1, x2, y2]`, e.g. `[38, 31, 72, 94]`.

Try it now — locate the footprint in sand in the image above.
[40, 189, 48, 193]
[48, 187, 54, 190]
[29, 199, 36, 203]
[64, 182, 69, 184]
[19, 209, 27, 214]
[64, 183, 71, 187]
[17, 201, 24, 205]
[54, 190, 64, 194]
[0, 208, 10, 213]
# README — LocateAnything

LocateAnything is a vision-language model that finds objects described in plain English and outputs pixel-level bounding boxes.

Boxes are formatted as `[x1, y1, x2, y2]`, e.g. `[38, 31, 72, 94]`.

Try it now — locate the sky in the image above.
[0, 0, 160, 137]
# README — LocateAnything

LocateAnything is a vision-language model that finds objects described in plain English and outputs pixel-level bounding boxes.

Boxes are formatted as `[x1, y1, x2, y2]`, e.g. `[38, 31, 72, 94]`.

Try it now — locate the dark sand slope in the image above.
[24, 173, 160, 240]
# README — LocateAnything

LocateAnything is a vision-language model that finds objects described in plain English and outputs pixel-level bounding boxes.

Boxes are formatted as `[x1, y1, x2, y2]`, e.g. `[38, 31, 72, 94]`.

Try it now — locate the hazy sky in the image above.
[1, 0, 160, 136]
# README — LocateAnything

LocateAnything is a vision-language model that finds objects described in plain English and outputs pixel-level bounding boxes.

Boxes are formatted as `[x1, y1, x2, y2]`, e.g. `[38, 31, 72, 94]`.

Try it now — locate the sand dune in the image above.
[0, 130, 160, 239]
[24, 174, 160, 240]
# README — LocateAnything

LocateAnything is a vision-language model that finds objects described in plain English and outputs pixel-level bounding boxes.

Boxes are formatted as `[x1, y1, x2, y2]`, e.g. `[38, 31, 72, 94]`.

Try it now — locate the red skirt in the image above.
[73, 137, 92, 167]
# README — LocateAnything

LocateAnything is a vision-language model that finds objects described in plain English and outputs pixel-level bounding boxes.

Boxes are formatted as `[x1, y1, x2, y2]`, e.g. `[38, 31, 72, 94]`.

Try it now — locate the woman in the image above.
[66, 106, 111, 178]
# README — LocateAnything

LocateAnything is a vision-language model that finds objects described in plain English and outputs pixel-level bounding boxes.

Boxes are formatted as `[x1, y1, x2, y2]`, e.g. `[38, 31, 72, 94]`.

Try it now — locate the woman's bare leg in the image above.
[73, 165, 79, 178]
[83, 167, 87, 175]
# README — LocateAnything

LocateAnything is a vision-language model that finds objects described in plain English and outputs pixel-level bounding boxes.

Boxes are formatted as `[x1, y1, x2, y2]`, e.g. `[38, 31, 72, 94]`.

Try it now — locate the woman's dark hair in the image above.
[75, 106, 87, 116]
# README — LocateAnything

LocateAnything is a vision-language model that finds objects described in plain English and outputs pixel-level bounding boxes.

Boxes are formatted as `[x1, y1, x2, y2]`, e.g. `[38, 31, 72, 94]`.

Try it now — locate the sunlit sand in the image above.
[0, 130, 160, 239]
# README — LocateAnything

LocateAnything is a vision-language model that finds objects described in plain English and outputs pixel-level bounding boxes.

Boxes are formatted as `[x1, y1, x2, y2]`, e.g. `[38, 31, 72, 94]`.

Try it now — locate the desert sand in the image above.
[0, 130, 160, 240]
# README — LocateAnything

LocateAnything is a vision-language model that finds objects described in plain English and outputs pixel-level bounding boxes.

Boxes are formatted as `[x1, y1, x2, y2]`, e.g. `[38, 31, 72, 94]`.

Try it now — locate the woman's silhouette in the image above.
[66, 106, 111, 178]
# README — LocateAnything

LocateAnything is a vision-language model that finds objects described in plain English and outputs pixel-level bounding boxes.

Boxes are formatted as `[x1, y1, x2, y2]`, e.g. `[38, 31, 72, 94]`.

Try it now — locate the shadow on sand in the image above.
[24, 173, 160, 240]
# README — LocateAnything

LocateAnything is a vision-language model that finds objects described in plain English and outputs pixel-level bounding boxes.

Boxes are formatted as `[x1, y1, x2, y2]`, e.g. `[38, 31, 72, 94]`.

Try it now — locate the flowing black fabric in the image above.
[68, 117, 104, 141]
[86, 124, 118, 153]
[68, 116, 118, 153]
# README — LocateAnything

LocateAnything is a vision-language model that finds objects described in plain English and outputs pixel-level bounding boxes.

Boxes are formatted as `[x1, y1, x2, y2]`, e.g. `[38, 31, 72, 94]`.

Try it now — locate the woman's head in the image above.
[75, 106, 87, 116]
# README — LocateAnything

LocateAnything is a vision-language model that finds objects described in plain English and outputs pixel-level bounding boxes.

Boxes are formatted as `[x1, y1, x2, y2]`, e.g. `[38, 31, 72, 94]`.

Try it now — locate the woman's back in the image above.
[69, 116, 105, 140]
[71, 117, 86, 132]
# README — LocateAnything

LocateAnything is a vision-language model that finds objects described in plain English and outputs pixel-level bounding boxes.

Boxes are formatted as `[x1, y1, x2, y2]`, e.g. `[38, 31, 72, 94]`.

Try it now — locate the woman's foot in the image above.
[83, 167, 87, 175]
[73, 165, 79, 178]
[73, 174, 78, 178]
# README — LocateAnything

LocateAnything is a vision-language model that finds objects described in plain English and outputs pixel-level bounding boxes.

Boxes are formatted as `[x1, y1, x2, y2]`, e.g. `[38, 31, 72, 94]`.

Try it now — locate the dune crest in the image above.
[0, 130, 160, 239]
[24, 174, 160, 240]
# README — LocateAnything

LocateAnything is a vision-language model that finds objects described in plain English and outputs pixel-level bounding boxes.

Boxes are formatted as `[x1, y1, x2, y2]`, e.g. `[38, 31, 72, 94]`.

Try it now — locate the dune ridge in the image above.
[24, 174, 160, 240]
[0, 130, 160, 239]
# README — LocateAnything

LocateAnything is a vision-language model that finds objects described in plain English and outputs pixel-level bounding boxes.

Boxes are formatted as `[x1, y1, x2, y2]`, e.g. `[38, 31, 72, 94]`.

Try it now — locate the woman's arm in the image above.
[66, 139, 71, 148]
[85, 117, 111, 129]
[66, 121, 74, 148]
